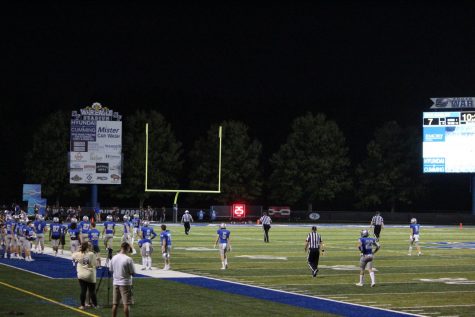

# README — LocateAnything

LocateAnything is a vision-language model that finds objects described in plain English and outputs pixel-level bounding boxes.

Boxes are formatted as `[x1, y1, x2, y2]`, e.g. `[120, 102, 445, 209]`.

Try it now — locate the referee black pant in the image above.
[263, 224, 271, 242]
[307, 248, 320, 272]
[184, 222, 191, 235]
[374, 225, 382, 239]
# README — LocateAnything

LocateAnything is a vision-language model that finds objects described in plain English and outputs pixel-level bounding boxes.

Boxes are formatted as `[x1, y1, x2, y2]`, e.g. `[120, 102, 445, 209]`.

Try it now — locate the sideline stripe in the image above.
[0, 281, 99, 317]
[165, 276, 425, 317]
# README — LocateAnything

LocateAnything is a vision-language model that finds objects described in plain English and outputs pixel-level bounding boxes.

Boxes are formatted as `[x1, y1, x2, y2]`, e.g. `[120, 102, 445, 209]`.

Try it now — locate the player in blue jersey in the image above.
[160, 224, 172, 270]
[33, 215, 47, 254]
[408, 218, 422, 256]
[49, 217, 62, 256]
[356, 229, 380, 287]
[122, 215, 132, 245]
[138, 237, 153, 270]
[68, 218, 81, 254]
[214, 223, 231, 270]
[140, 221, 157, 240]
[16, 218, 26, 260]
[23, 221, 36, 261]
[78, 216, 91, 243]
[3, 216, 15, 258]
[88, 223, 102, 266]
[102, 215, 115, 262]
[131, 214, 141, 254]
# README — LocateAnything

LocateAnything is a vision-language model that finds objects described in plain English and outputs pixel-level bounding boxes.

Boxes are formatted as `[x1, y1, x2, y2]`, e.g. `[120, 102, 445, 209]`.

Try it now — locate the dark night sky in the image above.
[1, 3, 475, 209]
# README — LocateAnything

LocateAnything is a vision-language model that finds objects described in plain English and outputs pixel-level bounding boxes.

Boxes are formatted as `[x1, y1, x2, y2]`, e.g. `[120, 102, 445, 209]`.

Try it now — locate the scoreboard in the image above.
[423, 111, 475, 173]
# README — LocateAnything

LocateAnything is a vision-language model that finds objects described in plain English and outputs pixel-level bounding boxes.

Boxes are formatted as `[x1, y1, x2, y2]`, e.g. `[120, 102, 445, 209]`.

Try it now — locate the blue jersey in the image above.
[138, 238, 152, 247]
[141, 227, 157, 240]
[5, 220, 15, 235]
[410, 224, 420, 235]
[132, 218, 141, 228]
[359, 237, 378, 255]
[103, 221, 115, 234]
[68, 227, 80, 240]
[217, 228, 231, 243]
[160, 230, 172, 247]
[25, 227, 35, 240]
[16, 223, 24, 237]
[78, 221, 91, 234]
[88, 229, 101, 246]
[50, 223, 62, 238]
[33, 220, 47, 234]
[123, 221, 132, 234]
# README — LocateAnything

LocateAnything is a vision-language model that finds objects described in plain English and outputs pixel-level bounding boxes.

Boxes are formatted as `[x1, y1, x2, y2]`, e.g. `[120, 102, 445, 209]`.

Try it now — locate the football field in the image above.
[0, 223, 474, 316]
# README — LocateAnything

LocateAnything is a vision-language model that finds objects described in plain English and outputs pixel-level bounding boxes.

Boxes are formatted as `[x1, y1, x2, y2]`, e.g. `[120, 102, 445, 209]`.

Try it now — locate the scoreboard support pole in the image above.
[472, 175, 475, 215]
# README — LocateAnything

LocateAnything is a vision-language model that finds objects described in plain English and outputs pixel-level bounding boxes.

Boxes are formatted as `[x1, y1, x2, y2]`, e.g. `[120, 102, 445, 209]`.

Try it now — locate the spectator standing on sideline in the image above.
[72, 242, 98, 310]
[110, 242, 136, 317]
[370, 211, 384, 241]
[181, 210, 193, 235]
[259, 212, 272, 243]
[305, 226, 324, 278]
[356, 229, 380, 287]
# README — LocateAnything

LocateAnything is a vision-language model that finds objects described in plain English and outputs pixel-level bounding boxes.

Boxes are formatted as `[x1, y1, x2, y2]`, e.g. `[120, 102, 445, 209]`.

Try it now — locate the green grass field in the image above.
[1, 223, 474, 317]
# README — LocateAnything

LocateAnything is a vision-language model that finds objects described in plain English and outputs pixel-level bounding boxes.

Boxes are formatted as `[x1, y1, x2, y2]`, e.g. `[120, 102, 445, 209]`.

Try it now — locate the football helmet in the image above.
[410, 218, 417, 224]
[106, 215, 113, 221]
[71, 217, 77, 223]
[53, 217, 59, 223]
[123, 215, 130, 221]
[83, 216, 89, 222]
[134, 214, 139, 218]
[143, 221, 149, 227]
[361, 229, 369, 238]
[220, 223, 226, 228]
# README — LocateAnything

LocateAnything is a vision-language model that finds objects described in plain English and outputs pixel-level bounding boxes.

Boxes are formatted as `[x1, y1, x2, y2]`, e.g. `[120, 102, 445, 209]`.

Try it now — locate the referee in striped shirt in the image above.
[305, 226, 324, 278]
[370, 211, 384, 241]
[181, 210, 194, 235]
[259, 212, 272, 243]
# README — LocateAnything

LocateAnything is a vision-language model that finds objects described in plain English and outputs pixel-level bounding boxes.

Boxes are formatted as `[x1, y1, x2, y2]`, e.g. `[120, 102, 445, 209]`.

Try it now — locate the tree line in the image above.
[23, 110, 424, 212]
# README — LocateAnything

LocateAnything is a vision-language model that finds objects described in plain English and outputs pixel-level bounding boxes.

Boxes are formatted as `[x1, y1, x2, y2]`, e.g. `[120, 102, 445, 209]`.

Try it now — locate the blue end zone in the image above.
[0, 253, 148, 279]
[165, 277, 419, 317]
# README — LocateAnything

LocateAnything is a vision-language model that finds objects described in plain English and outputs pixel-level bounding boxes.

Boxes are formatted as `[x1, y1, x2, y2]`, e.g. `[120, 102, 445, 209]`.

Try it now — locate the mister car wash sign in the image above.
[69, 102, 122, 184]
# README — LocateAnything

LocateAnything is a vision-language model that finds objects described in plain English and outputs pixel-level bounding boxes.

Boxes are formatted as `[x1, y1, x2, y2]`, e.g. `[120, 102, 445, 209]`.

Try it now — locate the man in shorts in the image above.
[356, 229, 380, 287]
[110, 242, 136, 317]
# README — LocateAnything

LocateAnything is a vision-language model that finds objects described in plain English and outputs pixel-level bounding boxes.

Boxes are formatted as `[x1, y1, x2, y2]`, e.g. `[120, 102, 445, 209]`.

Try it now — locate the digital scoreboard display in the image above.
[423, 111, 475, 173]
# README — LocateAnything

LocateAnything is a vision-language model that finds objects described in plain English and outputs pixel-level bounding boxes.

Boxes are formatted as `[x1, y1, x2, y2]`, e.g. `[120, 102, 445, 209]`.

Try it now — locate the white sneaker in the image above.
[141, 267, 146, 270]
[371, 284, 375, 287]
[418, 252, 422, 256]
[408, 253, 412, 256]
[355, 283, 364, 287]
[221, 267, 226, 270]
[148, 267, 152, 270]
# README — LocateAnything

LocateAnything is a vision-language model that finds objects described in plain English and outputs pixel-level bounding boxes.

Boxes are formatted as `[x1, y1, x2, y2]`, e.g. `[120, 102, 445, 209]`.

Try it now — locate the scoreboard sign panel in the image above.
[69, 103, 122, 184]
[423, 111, 475, 173]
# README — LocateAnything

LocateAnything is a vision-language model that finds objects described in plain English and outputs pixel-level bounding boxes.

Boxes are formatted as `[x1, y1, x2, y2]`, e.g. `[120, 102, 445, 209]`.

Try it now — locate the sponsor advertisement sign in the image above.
[69, 103, 122, 184]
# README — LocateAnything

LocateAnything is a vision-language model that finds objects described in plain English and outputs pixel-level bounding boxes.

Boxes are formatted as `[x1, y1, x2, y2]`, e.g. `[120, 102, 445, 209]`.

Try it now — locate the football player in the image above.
[78, 216, 91, 243]
[160, 224, 172, 270]
[138, 236, 153, 270]
[68, 218, 81, 254]
[356, 229, 380, 287]
[408, 218, 422, 256]
[131, 214, 141, 253]
[214, 223, 231, 270]
[49, 217, 62, 256]
[122, 215, 132, 244]
[102, 215, 115, 263]
[33, 215, 47, 253]
[23, 221, 36, 261]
